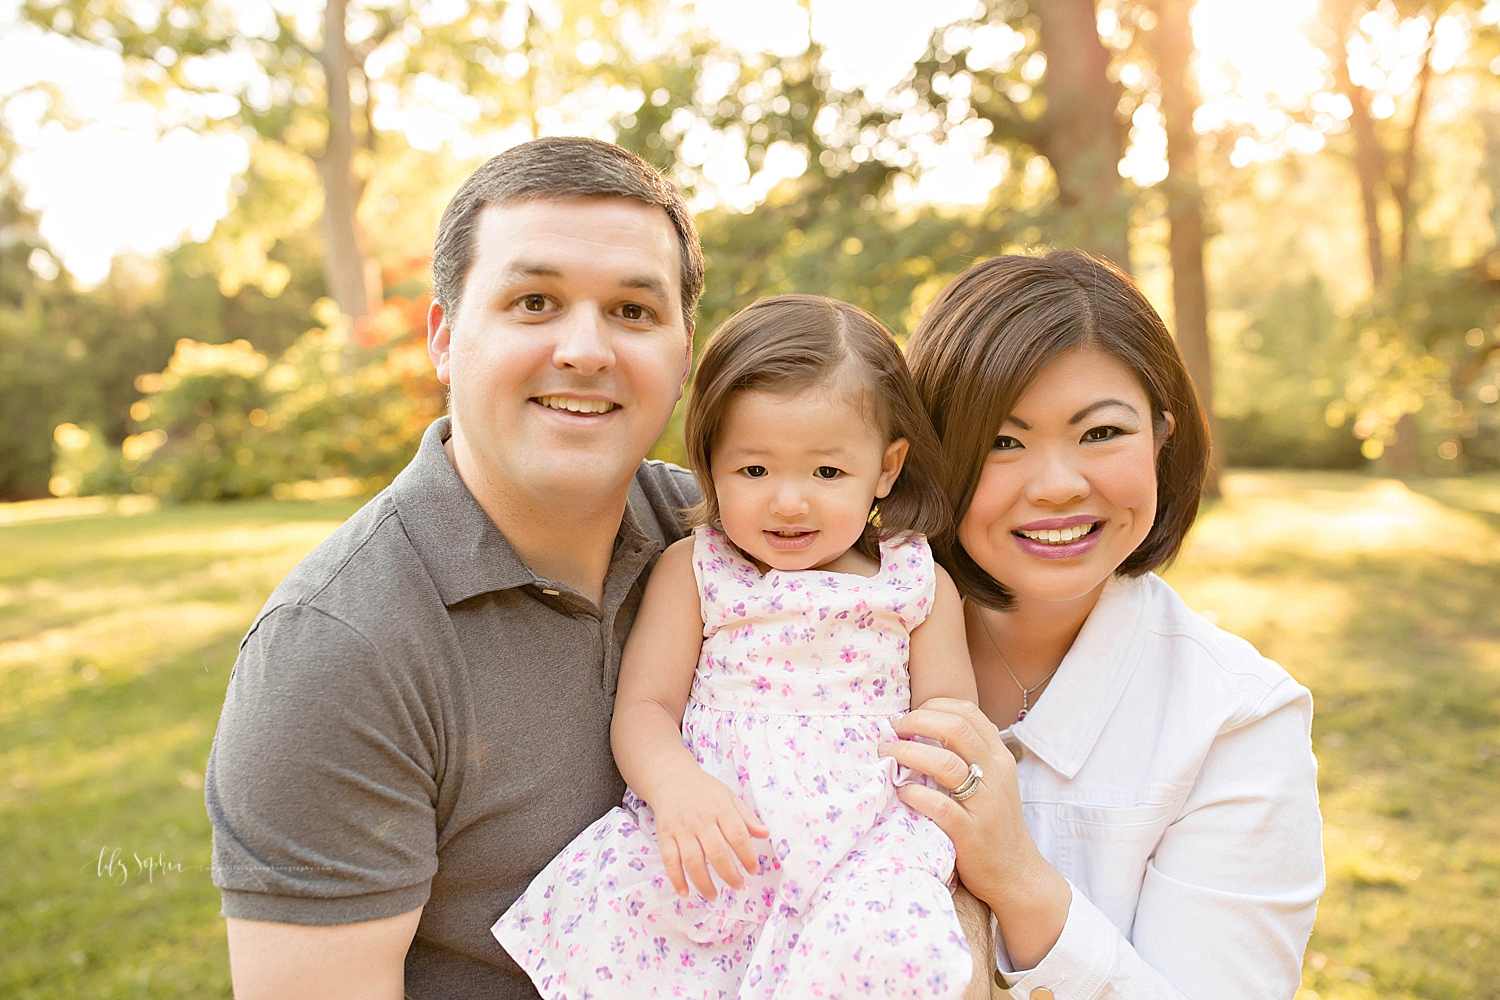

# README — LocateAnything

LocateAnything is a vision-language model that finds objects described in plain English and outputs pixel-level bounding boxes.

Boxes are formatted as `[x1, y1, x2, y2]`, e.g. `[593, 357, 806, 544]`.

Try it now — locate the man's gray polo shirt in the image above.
[206, 416, 697, 999]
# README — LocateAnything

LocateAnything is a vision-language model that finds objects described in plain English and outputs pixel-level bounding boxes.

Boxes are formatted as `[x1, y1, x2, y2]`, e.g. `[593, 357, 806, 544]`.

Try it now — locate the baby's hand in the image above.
[649, 769, 770, 900]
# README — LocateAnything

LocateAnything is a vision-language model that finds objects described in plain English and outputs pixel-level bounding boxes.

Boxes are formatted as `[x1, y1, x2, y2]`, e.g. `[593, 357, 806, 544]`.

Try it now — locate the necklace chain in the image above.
[978, 612, 1061, 723]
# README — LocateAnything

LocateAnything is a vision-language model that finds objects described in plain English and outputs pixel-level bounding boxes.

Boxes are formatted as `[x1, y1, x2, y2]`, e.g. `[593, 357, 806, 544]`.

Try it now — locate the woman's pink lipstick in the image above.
[1011, 515, 1105, 560]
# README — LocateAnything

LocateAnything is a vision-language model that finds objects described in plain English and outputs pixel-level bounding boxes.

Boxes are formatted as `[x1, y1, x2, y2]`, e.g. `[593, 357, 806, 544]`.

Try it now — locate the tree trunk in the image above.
[1150, 0, 1220, 497]
[1326, 0, 1388, 292]
[1032, 0, 1132, 271]
[316, 0, 372, 322]
[1393, 22, 1434, 273]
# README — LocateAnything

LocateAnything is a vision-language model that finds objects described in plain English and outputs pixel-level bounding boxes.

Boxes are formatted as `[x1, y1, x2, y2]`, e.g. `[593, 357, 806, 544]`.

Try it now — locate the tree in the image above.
[911, 0, 1132, 268]
[1146, 0, 1221, 494]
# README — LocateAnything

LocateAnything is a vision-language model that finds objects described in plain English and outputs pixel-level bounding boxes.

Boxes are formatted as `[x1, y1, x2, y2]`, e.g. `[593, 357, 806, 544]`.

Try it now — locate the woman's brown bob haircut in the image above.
[686, 294, 951, 562]
[906, 251, 1211, 610]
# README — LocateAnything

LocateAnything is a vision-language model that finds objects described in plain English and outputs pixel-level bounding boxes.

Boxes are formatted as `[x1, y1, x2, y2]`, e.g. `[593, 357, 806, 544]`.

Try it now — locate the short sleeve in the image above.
[886, 533, 937, 632]
[207, 604, 440, 925]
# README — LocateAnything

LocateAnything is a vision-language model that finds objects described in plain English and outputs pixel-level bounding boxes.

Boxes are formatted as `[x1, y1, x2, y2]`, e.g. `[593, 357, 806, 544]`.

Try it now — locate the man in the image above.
[206, 136, 704, 999]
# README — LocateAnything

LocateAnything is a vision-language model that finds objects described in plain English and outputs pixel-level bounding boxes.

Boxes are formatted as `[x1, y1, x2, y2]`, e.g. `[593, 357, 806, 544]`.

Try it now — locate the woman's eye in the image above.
[1082, 425, 1123, 442]
[743, 465, 766, 478]
[814, 466, 843, 480]
[992, 435, 1022, 451]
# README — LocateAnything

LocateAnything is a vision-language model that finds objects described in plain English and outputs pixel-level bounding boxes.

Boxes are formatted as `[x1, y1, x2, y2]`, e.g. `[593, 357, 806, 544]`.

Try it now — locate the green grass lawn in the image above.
[2, 473, 1497, 998]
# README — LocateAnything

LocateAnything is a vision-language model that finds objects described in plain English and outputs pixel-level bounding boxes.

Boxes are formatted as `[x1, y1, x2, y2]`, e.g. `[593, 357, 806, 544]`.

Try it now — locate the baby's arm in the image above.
[611, 537, 770, 900]
[907, 564, 980, 708]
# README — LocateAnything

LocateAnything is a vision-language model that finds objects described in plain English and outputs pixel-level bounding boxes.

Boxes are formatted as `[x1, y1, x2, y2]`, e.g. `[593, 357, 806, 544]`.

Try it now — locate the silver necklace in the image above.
[979, 613, 1060, 723]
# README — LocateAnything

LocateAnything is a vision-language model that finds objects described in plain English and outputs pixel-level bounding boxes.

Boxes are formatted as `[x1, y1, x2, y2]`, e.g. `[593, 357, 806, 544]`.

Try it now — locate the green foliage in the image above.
[116, 291, 445, 502]
[123, 339, 278, 501]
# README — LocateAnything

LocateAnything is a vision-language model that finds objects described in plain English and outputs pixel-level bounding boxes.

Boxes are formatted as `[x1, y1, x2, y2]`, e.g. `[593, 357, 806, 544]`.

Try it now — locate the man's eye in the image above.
[992, 435, 1022, 451]
[744, 465, 766, 478]
[519, 294, 549, 312]
[1082, 426, 1122, 442]
[814, 466, 843, 480]
[619, 303, 650, 321]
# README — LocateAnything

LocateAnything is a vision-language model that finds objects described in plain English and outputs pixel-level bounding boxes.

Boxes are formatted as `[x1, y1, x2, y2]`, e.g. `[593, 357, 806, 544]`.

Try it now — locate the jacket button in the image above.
[1030, 990, 1056, 1000]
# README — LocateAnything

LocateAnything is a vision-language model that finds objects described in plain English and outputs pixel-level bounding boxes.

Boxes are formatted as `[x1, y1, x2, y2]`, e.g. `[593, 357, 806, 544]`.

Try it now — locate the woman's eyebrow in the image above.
[1069, 399, 1141, 424]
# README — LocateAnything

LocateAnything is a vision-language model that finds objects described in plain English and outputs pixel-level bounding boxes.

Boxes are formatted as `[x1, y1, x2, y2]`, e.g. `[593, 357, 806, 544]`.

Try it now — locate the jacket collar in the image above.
[1006, 574, 1152, 779]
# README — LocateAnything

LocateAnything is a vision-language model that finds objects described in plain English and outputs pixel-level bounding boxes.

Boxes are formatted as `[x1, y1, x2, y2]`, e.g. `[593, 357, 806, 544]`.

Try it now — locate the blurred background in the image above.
[0, 0, 1497, 997]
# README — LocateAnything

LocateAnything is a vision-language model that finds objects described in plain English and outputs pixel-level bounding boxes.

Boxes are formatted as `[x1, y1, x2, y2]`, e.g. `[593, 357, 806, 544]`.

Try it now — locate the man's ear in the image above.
[428, 299, 452, 386]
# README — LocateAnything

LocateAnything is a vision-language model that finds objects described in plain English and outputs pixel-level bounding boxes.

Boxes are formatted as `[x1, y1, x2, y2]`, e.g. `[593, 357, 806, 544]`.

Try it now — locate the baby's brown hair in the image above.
[685, 294, 951, 561]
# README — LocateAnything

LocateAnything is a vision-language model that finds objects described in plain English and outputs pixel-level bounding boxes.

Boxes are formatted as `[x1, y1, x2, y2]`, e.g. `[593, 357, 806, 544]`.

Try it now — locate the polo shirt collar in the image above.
[1007, 573, 1152, 779]
[390, 417, 662, 607]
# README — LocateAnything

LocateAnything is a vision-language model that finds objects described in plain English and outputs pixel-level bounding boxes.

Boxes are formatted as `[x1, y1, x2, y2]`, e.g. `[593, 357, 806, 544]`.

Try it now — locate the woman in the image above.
[882, 251, 1324, 999]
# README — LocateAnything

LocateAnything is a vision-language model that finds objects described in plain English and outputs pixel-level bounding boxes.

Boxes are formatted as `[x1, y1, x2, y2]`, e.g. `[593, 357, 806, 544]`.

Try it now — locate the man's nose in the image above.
[552, 307, 615, 374]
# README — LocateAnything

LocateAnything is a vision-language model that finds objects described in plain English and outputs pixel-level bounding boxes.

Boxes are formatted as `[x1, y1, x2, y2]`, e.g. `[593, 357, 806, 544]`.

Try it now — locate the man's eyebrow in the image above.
[501, 262, 561, 282]
[498, 264, 669, 302]
[619, 275, 670, 301]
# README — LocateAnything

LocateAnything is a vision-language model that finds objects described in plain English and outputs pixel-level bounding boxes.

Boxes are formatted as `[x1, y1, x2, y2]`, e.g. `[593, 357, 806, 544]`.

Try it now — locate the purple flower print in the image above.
[840, 645, 858, 663]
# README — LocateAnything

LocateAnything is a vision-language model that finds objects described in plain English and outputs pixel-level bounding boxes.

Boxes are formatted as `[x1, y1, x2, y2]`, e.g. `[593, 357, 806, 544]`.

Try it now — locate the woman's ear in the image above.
[1156, 411, 1176, 452]
[876, 438, 910, 498]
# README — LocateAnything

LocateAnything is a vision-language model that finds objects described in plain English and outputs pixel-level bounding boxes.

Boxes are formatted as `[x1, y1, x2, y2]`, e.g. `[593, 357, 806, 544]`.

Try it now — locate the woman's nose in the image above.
[1026, 448, 1089, 506]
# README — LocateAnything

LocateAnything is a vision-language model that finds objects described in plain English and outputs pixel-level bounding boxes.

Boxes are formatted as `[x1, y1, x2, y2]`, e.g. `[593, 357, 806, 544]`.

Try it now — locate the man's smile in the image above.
[533, 395, 619, 414]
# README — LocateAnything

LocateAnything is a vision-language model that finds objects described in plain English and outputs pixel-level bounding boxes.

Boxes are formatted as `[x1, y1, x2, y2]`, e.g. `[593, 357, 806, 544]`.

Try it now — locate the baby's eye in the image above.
[743, 465, 767, 478]
[814, 466, 843, 480]
[1082, 425, 1123, 442]
[992, 435, 1022, 451]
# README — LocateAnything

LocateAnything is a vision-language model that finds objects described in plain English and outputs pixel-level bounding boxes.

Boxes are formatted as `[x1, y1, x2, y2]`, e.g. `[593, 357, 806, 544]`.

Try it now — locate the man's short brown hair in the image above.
[431, 137, 704, 332]
[906, 250, 1211, 610]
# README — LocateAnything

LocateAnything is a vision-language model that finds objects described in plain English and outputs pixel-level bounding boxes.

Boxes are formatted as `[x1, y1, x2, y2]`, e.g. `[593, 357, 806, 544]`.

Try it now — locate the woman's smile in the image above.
[1011, 516, 1106, 559]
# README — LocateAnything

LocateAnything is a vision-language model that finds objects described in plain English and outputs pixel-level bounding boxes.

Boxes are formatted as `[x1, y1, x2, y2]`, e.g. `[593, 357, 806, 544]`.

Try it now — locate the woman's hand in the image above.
[646, 766, 770, 901]
[880, 696, 1071, 968]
